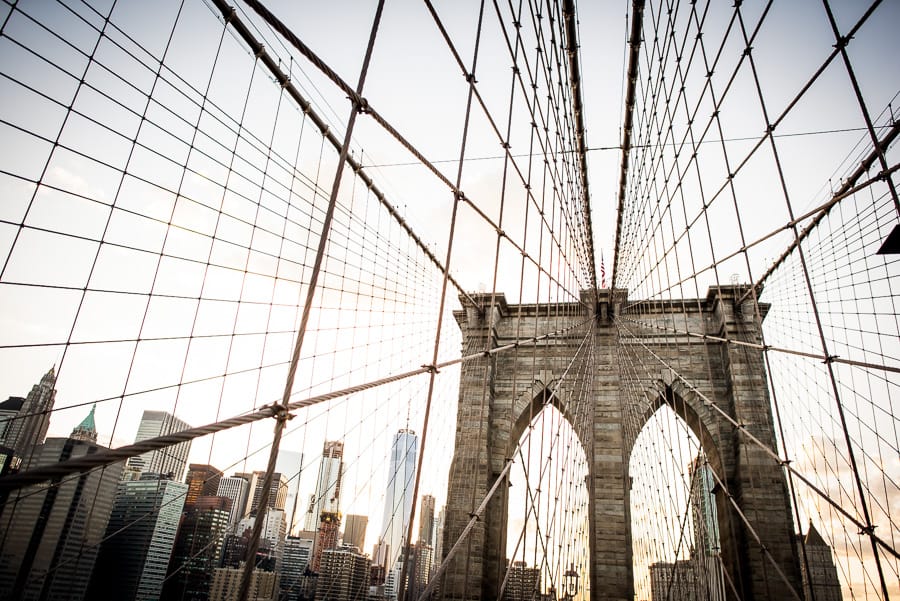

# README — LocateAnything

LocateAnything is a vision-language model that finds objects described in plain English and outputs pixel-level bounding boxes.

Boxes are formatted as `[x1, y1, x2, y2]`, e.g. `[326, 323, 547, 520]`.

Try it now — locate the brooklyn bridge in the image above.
[0, 1, 896, 600]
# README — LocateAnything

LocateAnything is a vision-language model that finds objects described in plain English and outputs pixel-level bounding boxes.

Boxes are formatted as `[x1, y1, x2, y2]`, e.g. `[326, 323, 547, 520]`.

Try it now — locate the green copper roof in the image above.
[75, 404, 97, 433]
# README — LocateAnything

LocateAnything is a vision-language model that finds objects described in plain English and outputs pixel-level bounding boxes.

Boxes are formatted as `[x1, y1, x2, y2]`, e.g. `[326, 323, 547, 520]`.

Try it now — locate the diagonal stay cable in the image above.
[614, 317, 900, 562]
[237, 0, 591, 307]
[208, 0, 477, 310]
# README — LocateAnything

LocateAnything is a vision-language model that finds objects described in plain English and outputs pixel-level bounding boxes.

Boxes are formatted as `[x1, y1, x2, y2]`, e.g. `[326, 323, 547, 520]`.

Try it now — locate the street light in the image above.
[563, 563, 579, 600]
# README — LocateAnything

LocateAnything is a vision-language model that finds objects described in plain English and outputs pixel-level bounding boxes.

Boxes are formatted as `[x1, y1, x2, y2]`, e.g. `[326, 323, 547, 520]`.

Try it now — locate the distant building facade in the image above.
[343, 514, 368, 551]
[800, 522, 842, 601]
[418, 494, 435, 546]
[163, 496, 231, 601]
[649, 560, 698, 601]
[185, 464, 223, 507]
[0, 437, 123, 601]
[315, 545, 370, 601]
[88, 474, 188, 600]
[281, 535, 315, 601]
[0, 366, 57, 469]
[244, 470, 288, 516]
[502, 561, 541, 601]
[208, 565, 277, 601]
[126, 410, 192, 481]
[217, 475, 250, 530]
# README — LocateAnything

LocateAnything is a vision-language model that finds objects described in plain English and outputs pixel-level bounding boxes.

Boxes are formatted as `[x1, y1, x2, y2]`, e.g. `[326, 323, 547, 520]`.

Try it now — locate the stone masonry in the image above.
[440, 286, 802, 601]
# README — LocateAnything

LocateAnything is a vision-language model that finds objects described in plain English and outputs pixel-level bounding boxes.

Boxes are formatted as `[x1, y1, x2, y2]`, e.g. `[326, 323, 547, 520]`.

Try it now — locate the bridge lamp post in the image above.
[563, 563, 580, 601]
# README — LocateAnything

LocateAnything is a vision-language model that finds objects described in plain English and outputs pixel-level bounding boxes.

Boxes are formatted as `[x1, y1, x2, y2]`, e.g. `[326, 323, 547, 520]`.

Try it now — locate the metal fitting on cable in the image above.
[270, 403, 294, 422]
[420, 363, 439, 375]
[356, 97, 370, 114]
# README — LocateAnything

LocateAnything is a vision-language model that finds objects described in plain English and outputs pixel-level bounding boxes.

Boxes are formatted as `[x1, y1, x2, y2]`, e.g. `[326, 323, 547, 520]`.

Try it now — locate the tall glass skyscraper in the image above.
[88, 475, 188, 601]
[125, 410, 192, 481]
[380, 429, 418, 569]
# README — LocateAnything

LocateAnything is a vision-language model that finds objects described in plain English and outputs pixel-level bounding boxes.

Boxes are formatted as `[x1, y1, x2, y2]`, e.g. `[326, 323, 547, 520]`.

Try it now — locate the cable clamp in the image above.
[465, 72, 477, 84]
[780, 458, 792, 466]
[225, 7, 237, 23]
[255, 45, 266, 59]
[860, 524, 876, 535]
[742, 45, 753, 57]
[421, 363, 440, 374]
[355, 97, 371, 114]
[469, 512, 481, 521]
[823, 355, 838, 364]
[270, 403, 294, 423]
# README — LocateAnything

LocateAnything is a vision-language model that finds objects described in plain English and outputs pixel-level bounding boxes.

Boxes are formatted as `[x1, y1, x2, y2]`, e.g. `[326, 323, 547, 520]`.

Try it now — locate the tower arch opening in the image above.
[506, 401, 591, 601]
[628, 398, 727, 601]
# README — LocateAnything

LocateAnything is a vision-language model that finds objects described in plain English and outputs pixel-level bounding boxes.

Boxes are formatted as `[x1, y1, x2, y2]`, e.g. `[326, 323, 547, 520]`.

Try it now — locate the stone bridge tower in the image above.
[440, 286, 802, 601]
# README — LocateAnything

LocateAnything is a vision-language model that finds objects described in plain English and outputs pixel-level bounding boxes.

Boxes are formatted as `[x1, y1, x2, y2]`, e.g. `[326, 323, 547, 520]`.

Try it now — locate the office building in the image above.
[185, 463, 223, 507]
[0, 436, 123, 600]
[381, 429, 417, 569]
[0, 366, 56, 469]
[406, 543, 434, 600]
[235, 507, 287, 570]
[434, 505, 446, 568]
[315, 545, 370, 601]
[245, 470, 288, 516]
[0, 396, 25, 442]
[162, 496, 231, 601]
[304, 440, 344, 531]
[418, 494, 435, 547]
[88, 474, 188, 600]
[220, 527, 277, 573]
[209, 565, 277, 601]
[800, 522, 843, 601]
[126, 410, 192, 481]
[217, 475, 250, 529]
[689, 457, 725, 601]
[343, 514, 368, 551]
[281, 535, 315, 601]
[649, 560, 698, 601]
[502, 561, 541, 601]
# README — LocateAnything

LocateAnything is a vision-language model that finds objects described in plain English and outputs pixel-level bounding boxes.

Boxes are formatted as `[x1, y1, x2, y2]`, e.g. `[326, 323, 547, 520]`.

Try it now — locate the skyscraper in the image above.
[208, 566, 277, 601]
[502, 561, 542, 601]
[0, 436, 123, 600]
[304, 440, 344, 531]
[343, 514, 368, 551]
[126, 410, 192, 481]
[0, 397, 25, 442]
[381, 429, 418, 569]
[217, 475, 250, 530]
[184, 463, 223, 507]
[237, 507, 287, 570]
[689, 457, 724, 601]
[162, 496, 231, 601]
[418, 494, 435, 546]
[88, 474, 188, 601]
[1, 366, 56, 468]
[246, 470, 288, 516]
[281, 535, 315, 601]
[315, 545, 371, 601]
